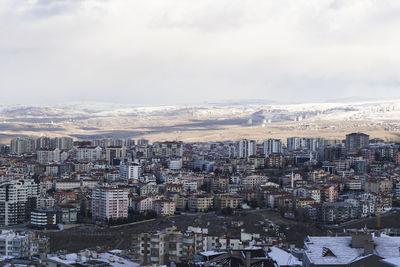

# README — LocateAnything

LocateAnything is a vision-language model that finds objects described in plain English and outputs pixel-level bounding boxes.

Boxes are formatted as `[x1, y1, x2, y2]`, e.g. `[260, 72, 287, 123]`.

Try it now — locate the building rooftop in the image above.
[304, 234, 400, 265]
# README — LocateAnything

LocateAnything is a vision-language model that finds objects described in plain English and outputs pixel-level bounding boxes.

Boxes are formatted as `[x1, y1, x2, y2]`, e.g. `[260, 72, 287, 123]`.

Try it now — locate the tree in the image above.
[221, 207, 233, 215]
[250, 200, 259, 209]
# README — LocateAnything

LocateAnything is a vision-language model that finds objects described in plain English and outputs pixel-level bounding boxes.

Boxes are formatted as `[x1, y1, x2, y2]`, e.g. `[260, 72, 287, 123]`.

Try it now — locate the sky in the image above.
[1, 0, 400, 105]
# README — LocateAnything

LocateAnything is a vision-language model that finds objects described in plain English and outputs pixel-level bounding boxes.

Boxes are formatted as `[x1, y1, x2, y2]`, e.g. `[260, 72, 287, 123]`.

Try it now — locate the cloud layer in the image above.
[1, 0, 400, 105]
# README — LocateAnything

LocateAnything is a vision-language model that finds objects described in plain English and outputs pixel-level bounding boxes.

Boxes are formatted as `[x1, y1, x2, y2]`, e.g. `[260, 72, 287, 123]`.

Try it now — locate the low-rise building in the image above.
[153, 198, 176, 216]
[188, 194, 213, 212]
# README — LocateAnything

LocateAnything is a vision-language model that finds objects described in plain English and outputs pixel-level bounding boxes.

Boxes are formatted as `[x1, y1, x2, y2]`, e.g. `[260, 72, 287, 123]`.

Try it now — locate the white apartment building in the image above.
[55, 179, 81, 191]
[132, 196, 153, 213]
[183, 181, 198, 192]
[263, 139, 283, 156]
[92, 187, 129, 220]
[37, 148, 60, 164]
[238, 140, 256, 158]
[168, 158, 183, 170]
[0, 230, 31, 257]
[82, 179, 98, 189]
[308, 188, 321, 203]
[10, 137, 36, 154]
[242, 175, 268, 187]
[120, 162, 140, 180]
[76, 146, 102, 162]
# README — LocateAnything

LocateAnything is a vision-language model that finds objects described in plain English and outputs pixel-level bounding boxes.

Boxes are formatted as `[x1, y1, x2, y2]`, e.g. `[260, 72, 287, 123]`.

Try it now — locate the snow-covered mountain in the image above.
[1, 99, 400, 122]
[1, 99, 400, 142]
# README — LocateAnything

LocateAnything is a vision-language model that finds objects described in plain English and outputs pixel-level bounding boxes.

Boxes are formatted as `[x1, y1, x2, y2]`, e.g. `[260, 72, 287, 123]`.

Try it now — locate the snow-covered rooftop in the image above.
[268, 246, 301, 266]
[200, 251, 226, 257]
[48, 252, 140, 267]
[304, 235, 400, 265]
[381, 257, 400, 267]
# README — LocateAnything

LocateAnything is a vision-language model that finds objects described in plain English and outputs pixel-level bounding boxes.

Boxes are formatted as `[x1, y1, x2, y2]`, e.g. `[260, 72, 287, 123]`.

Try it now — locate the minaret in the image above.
[291, 171, 294, 188]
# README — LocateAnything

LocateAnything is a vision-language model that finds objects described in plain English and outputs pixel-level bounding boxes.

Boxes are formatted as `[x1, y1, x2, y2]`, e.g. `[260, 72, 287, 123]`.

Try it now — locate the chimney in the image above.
[363, 241, 374, 255]
[351, 233, 372, 248]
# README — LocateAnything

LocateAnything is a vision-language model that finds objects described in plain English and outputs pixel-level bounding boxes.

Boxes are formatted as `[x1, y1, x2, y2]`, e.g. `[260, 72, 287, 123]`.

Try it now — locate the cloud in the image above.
[1, 0, 400, 105]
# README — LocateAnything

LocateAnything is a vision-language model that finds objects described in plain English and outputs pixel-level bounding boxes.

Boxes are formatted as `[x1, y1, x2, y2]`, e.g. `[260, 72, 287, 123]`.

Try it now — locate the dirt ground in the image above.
[42, 209, 326, 252]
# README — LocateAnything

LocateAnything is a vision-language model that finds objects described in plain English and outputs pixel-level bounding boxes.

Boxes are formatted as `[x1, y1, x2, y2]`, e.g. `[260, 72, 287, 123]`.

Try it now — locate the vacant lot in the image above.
[42, 210, 326, 252]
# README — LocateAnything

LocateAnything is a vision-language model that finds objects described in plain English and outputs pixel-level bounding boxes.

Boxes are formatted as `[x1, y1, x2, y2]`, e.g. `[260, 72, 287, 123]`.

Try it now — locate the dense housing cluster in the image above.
[0, 133, 400, 266]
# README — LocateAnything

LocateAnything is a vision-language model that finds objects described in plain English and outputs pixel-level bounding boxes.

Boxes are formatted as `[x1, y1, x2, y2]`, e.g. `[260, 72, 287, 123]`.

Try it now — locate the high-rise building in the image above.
[120, 162, 140, 180]
[346, 132, 369, 152]
[286, 137, 305, 151]
[126, 139, 136, 148]
[10, 137, 36, 154]
[92, 187, 129, 221]
[55, 137, 73, 150]
[263, 139, 282, 156]
[0, 145, 10, 154]
[106, 146, 127, 165]
[137, 139, 149, 146]
[304, 137, 319, 152]
[36, 137, 51, 150]
[0, 180, 39, 226]
[238, 139, 256, 158]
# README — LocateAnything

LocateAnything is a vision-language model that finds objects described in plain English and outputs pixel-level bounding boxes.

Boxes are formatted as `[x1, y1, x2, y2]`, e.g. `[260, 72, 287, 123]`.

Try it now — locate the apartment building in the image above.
[152, 141, 184, 158]
[345, 132, 369, 153]
[0, 230, 48, 258]
[37, 148, 61, 164]
[238, 139, 256, 158]
[153, 199, 176, 216]
[10, 137, 36, 154]
[188, 194, 213, 212]
[322, 185, 338, 203]
[241, 175, 268, 188]
[92, 187, 129, 221]
[267, 153, 284, 168]
[54, 179, 81, 190]
[131, 196, 153, 213]
[131, 226, 204, 265]
[106, 146, 127, 165]
[319, 202, 357, 224]
[0, 180, 39, 226]
[120, 162, 140, 180]
[76, 146, 102, 162]
[263, 139, 283, 156]
[168, 158, 183, 170]
[30, 209, 57, 229]
[140, 183, 159, 196]
[214, 194, 243, 210]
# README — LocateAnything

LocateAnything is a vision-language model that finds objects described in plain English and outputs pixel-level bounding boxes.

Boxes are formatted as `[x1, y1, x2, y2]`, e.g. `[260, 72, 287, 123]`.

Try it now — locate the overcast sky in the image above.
[1, 0, 400, 105]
